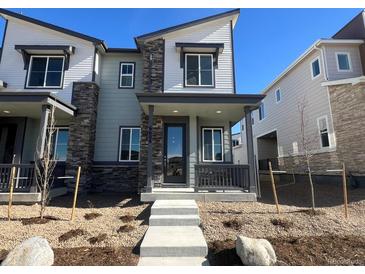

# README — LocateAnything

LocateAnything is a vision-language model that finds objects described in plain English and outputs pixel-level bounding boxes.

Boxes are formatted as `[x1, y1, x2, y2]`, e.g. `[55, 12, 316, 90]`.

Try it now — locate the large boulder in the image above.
[236, 236, 276, 266]
[1, 236, 54, 266]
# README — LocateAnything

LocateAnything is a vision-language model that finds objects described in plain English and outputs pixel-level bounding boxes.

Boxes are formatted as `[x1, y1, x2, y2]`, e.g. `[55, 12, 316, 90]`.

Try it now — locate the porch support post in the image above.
[189, 116, 197, 188]
[245, 106, 257, 193]
[145, 105, 154, 193]
[38, 104, 51, 158]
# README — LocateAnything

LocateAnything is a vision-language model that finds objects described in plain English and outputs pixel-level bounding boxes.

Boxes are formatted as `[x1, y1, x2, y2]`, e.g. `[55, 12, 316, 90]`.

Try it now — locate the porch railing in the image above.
[0, 164, 35, 192]
[195, 164, 250, 191]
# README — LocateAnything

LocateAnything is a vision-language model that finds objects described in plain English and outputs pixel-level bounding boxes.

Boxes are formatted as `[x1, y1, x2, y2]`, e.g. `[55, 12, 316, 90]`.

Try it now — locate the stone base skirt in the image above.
[91, 165, 139, 193]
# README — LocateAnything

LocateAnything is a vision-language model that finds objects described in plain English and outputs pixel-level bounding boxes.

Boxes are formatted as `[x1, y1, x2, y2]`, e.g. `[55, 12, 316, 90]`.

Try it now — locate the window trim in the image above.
[335, 52, 352, 72]
[52, 127, 69, 162]
[317, 115, 331, 148]
[275, 88, 281, 103]
[25, 55, 65, 89]
[118, 127, 141, 162]
[118, 62, 136, 89]
[310, 57, 321, 80]
[201, 127, 224, 162]
[184, 53, 214, 88]
[258, 103, 265, 121]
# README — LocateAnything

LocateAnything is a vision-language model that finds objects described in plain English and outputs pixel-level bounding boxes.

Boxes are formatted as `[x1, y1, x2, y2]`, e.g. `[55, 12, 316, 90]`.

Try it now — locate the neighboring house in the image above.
[236, 10, 365, 182]
[232, 132, 246, 164]
[0, 9, 264, 202]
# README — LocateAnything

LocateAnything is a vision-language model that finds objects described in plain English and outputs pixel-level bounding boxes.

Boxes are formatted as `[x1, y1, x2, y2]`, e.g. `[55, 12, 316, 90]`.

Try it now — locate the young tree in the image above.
[34, 106, 57, 219]
[297, 97, 317, 211]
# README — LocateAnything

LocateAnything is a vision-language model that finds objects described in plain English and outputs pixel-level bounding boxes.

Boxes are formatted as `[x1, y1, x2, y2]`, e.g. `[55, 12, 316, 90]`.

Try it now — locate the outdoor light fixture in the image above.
[216, 110, 222, 114]
[173, 110, 179, 113]
[3, 110, 10, 114]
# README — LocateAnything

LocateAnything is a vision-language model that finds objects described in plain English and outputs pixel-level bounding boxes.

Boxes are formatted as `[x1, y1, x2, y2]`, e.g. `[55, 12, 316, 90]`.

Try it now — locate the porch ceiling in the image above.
[137, 93, 265, 123]
[0, 92, 76, 119]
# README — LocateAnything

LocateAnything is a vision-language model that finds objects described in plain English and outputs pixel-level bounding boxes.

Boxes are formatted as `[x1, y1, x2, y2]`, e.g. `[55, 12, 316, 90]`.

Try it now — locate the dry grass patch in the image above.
[84, 212, 102, 220]
[271, 218, 294, 230]
[59, 229, 87, 242]
[88, 233, 107, 245]
[222, 219, 243, 230]
[119, 215, 135, 223]
[117, 225, 135, 233]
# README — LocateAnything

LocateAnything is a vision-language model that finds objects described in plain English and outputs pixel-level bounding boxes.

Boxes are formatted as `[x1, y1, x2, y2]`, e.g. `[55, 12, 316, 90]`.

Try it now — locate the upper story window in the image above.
[26, 56, 65, 88]
[310, 57, 321, 79]
[119, 62, 135, 88]
[185, 54, 213, 87]
[275, 89, 281, 103]
[336, 52, 352, 72]
[202, 128, 223, 162]
[317, 116, 330, 148]
[119, 127, 140, 161]
[51, 127, 69, 161]
[259, 103, 265, 121]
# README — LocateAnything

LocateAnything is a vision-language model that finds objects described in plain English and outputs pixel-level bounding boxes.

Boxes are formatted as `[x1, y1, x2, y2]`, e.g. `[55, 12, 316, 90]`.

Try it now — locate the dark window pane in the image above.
[120, 145, 130, 160]
[131, 129, 140, 145]
[338, 54, 350, 70]
[54, 129, 69, 161]
[121, 129, 131, 146]
[121, 76, 132, 87]
[203, 129, 212, 161]
[201, 71, 212, 85]
[200, 55, 212, 70]
[312, 60, 320, 77]
[214, 145, 222, 161]
[31, 57, 47, 71]
[46, 72, 62, 86]
[122, 64, 133, 74]
[186, 55, 198, 70]
[48, 58, 63, 71]
[187, 71, 199, 85]
[186, 55, 199, 86]
[321, 132, 330, 147]
[130, 144, 140, 160]
[28, 72, 45, 86]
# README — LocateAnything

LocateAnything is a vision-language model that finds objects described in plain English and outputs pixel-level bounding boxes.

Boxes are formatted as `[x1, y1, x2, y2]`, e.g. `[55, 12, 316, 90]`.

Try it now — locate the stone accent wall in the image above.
[92, 165, 139, 193]
[278, 151, 341, 175]
[142, 38, 164, 93]
[138, 114, 164, 190]
[328, 82, 365, 175]
[66, 82, 99, 192]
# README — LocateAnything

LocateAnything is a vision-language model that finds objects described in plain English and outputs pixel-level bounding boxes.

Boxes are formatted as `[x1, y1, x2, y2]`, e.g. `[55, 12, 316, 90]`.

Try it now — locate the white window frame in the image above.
[259, 103, 265, 121]
[26, 55, 65, 88]
[185, 53, 214, 87]
[310, 57, 321, 79]
[52, 127, 69, 162]
[119, 63, 135, 88]
[335, 52, 352, 72]
[119, 127, 140, 162]
[275, 88, 281, 103]
[202, 128, 224, 162]
[317, 115, 331, 148]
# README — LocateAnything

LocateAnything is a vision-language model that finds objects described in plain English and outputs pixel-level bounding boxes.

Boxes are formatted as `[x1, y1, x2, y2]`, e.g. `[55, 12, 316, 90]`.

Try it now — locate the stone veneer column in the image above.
[142, 38, 164, 93]
[328, 82, 365, 175]
[66, 82, 99, 192]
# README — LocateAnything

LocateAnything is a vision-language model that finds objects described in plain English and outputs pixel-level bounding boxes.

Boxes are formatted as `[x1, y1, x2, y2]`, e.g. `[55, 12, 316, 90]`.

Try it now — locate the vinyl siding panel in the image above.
[163, 18, 234, 94]
[94, 53, 143, 161]
[243, 50, 336, 160]
[324, 44, 363, 80]
[0, 18, 95, 103]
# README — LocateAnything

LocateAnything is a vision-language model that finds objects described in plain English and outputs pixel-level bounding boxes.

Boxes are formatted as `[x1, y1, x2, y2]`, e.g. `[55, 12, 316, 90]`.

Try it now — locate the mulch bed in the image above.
[117, 225, 135, 233]
[84, 213, 103, 220]
[119, 215, 135, 223]
[208, 235, 365, 266]
[59, 229, 87, 242]
[88, 233, 107, 245]
[270, 218, 294, 230]
[53, 247, 138, 266]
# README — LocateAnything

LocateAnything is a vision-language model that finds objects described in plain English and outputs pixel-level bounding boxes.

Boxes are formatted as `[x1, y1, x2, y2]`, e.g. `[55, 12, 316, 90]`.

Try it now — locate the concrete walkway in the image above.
[138, 200, 209, 266]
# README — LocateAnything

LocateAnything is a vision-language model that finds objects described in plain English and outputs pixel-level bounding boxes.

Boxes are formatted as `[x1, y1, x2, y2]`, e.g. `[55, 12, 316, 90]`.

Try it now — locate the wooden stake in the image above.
[269, 161, 280, 214]
[70, 166, 81, 221]
[7, 166, 17, 221]
[342, 162, 348, 219]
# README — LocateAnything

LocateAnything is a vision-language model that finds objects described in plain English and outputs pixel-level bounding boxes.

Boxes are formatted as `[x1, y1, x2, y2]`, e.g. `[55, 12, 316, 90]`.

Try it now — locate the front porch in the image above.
[0, 92, 76, 201]
[137, 93, 264, 201]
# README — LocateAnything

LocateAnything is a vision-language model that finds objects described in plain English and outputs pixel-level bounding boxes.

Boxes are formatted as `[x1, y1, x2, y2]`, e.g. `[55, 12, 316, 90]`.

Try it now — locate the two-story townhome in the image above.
[0, 8, 264, 202]
[237, 10, 365, 184]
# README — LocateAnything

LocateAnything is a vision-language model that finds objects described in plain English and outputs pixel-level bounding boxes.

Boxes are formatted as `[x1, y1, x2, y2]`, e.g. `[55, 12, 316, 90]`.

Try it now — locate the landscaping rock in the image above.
[236, 236, 276, 266]
[1, 236, 54, 266]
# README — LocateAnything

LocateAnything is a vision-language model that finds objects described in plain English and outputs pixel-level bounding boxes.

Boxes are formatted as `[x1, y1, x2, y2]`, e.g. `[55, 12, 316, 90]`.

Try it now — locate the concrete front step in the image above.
[138, 256, 209, 266]
[151, 199, 199, 216]
[149, 214, 200, 226]
[140, 226, 208, 257]
[141, 192, 257, 202]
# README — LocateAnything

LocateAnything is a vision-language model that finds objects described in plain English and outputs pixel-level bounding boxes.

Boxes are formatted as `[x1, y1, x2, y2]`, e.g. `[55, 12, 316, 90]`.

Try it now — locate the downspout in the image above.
[315, 44, 328, 81]
[148, 53, 153, 93]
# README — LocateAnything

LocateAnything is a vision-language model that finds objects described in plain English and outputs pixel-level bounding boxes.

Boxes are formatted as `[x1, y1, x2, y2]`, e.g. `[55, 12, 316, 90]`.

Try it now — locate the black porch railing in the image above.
[195, 164, 250, 191]
[0, 164, 35, 192]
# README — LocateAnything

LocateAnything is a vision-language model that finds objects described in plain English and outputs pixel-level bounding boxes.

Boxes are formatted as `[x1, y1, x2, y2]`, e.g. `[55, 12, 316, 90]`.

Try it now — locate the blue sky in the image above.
[0, 8, 362, 133]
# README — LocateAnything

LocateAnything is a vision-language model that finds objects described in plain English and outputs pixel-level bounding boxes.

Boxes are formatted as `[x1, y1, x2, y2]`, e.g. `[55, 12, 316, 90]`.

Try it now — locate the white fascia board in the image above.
[321, 76, 365, 87]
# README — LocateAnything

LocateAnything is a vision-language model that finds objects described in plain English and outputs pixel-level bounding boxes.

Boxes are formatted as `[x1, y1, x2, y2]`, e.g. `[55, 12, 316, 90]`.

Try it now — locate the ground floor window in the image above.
[51, 127, 69, 161]
[202, 128, 223, 162]
[119, 127, 140, 161]
[317, 116, 330, 148]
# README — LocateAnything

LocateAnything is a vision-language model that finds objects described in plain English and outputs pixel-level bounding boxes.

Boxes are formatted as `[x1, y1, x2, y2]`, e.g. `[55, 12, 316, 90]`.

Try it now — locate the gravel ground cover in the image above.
[199, 180, 365, 265]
